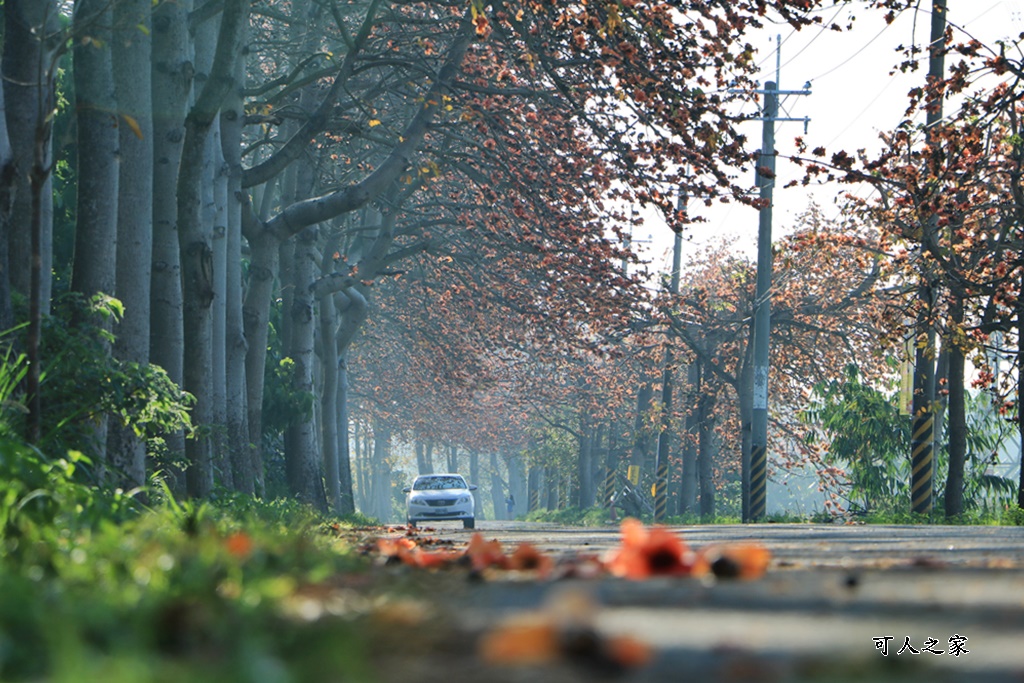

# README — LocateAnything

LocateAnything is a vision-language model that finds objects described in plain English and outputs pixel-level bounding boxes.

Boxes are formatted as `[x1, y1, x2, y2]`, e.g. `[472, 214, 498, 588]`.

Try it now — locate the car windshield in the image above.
[413, 476, 467, 491]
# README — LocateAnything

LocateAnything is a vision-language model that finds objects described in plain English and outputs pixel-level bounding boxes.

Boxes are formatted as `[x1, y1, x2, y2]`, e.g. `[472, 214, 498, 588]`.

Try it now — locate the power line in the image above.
[806, 20, 896, 83]
[776, 4, 849, 73]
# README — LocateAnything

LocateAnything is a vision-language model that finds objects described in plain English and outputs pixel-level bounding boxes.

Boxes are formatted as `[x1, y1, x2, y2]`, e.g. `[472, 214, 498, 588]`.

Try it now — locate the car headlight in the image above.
[458, 495, 471, 504]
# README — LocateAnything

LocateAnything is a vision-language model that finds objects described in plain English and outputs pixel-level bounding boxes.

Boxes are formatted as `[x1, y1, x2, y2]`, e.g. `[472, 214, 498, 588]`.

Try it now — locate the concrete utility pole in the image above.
[654, 227, 683, 522]
[910, 0, 947, 515]
[748, 82, 777, 522]
[746, 56, 810, 521]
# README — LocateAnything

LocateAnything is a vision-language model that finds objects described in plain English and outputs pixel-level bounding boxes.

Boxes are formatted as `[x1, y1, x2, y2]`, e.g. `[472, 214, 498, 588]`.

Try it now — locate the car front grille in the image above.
[425, 498, 457, 507]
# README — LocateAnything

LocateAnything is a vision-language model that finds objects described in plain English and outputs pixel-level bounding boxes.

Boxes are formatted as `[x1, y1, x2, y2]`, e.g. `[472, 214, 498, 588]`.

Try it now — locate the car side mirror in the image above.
[402, 486, 411, 493]
[469, 485, 478, 491]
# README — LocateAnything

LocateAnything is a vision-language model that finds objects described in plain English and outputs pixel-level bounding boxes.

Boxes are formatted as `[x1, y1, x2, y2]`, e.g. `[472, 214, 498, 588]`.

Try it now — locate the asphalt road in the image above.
[385, 521, 1024, 682]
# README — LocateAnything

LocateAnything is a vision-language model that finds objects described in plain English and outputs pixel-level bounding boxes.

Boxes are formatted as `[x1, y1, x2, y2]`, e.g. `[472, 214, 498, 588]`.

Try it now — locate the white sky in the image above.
[641, 0, 1024, 271]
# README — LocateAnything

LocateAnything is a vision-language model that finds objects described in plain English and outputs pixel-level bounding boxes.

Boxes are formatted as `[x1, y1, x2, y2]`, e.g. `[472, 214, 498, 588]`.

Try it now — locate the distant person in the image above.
[505, 494, 515, 517]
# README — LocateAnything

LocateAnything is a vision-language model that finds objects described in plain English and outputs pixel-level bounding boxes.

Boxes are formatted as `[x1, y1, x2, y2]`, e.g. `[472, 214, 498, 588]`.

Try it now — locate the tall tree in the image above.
[108, 0, 155, 490]
[149, 0, 192, 490]
[176, 0, 248, 497]
[70, 0, 119, 470]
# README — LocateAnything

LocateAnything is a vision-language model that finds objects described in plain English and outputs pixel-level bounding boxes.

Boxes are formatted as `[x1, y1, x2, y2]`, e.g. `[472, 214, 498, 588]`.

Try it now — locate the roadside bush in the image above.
[36, 293, 193, 476]
[0, 494, 375, 683]
[525, 506, 619, 526]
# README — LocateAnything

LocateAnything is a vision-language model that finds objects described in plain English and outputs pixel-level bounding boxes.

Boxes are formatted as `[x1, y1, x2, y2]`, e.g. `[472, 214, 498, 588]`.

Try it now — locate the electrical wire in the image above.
[805, 19, 896, 83]
[776, 4, 850, 74]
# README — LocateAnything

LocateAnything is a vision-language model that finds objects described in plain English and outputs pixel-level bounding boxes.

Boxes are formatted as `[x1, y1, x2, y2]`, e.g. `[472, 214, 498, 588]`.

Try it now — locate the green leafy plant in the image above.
[0, 490, 376, 683]
[32, 293, 194, 475]
[802, 364, 910, 516]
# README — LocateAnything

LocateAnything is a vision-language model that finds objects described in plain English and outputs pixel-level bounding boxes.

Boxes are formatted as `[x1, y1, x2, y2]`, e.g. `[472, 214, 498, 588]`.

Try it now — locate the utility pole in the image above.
[747, 82, 777, 523]
[910, 0, 947, 515]
[654, 226, 682, 522]
[746, 40, 811, 521]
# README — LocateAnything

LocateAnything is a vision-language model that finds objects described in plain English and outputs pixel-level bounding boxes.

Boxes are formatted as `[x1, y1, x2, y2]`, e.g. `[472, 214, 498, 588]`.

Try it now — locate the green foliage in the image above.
[1003, 506, 1024, 526]
[51, 60, 78, 293]
[0, 492, 376, 683]
[30, 293, 194, 471]
[525, 506, 616, 526]
[262, 357, 316, 433]
[0, 340, 28, 439]
[259, 309, 316, 497]
[664, 512, 746, 525]
[803, 364, 910, 515]
[801, 365, 1019, 518]
[0, 440, 93, 533]
[944, 392, 1017, 512]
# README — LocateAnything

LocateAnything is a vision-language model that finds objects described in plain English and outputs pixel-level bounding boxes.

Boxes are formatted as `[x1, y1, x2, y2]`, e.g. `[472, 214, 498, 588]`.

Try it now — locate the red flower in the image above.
[466, 533, 508, 571]
[506, 542, 554, 576]
[605, 518, 699, 579]
[699, 543, 772, 580]
[225, 531, 254, 559]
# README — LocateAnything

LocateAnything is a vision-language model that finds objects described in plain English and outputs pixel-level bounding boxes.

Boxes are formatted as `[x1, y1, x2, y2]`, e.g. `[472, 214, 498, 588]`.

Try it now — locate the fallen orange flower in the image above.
[479, 616, 560, 665]
[506, 542, 554, 576]
[479, 588, 651, 670]
[604, 634, 654, 669]
[466, 533, 508, 571]
[377, 537, 418, 565]
[408, 548, 464, 569]
[605, 518, 698, 579]
[701, 542, 772, 579]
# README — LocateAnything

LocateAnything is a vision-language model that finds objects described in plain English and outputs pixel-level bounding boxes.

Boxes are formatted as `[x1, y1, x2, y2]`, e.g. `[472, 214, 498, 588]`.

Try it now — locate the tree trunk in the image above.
[470, 450, 482, 519]
[545, 465, 558, 511]
[489, 452, 506, 520]
[177, 0, 247, 497]
[284, 227, 327, 511]
[150, 0, 193, 493]
[354, 421, 370, 513]
[0, 50, 15, 336]
[528, 466, 542, 512]
[655, 348, 675, 520]
[631, 380, 654, 473]
[209, 122, 231, 488]
[195, 0, 226, 491]
[679, 362, 700, 515]
[71, 0, 119, 471]
[415, 440, 434, 474]
[336, 347, 355, 514]
[371, 422, 392, 522]
[242, 227, 277, 494]
[944, 297, 967, 518]
[698, 388, 716, 518]
[3, 0, 57, 316]
[108, 0, 154, 492]
[601, 421, 619, 508]
[319, 292, 341, 511]
[507, 451, 526, 518]
[220, 51, 254, 494]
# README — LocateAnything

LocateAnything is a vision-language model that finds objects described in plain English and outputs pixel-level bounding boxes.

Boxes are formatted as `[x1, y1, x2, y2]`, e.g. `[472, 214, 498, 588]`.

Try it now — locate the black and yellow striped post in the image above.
[602, 466, 617, 508]
[528, 468, 541, 512]
[749, 444, 767, 520]
[654, 459, 668, 522]
[911, 410, 934, 514]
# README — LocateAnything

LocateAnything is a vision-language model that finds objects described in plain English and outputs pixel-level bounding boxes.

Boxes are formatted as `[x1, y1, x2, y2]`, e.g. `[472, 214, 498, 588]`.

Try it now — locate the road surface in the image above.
[375, 521, 1024, 682]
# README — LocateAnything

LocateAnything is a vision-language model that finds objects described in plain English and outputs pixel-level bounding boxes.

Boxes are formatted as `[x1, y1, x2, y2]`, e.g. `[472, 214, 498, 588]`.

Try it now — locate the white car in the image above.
[403, 473, 477, 529]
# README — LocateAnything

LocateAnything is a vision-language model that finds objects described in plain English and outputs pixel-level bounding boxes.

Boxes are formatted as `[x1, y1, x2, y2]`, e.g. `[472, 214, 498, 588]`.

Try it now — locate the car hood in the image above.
[408, 489, 471, 498]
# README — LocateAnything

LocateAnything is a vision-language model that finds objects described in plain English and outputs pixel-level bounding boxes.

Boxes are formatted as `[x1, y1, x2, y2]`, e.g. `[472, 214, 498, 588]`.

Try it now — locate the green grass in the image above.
[0, 489, 387, 683]
[522, 505, 1024, 527]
